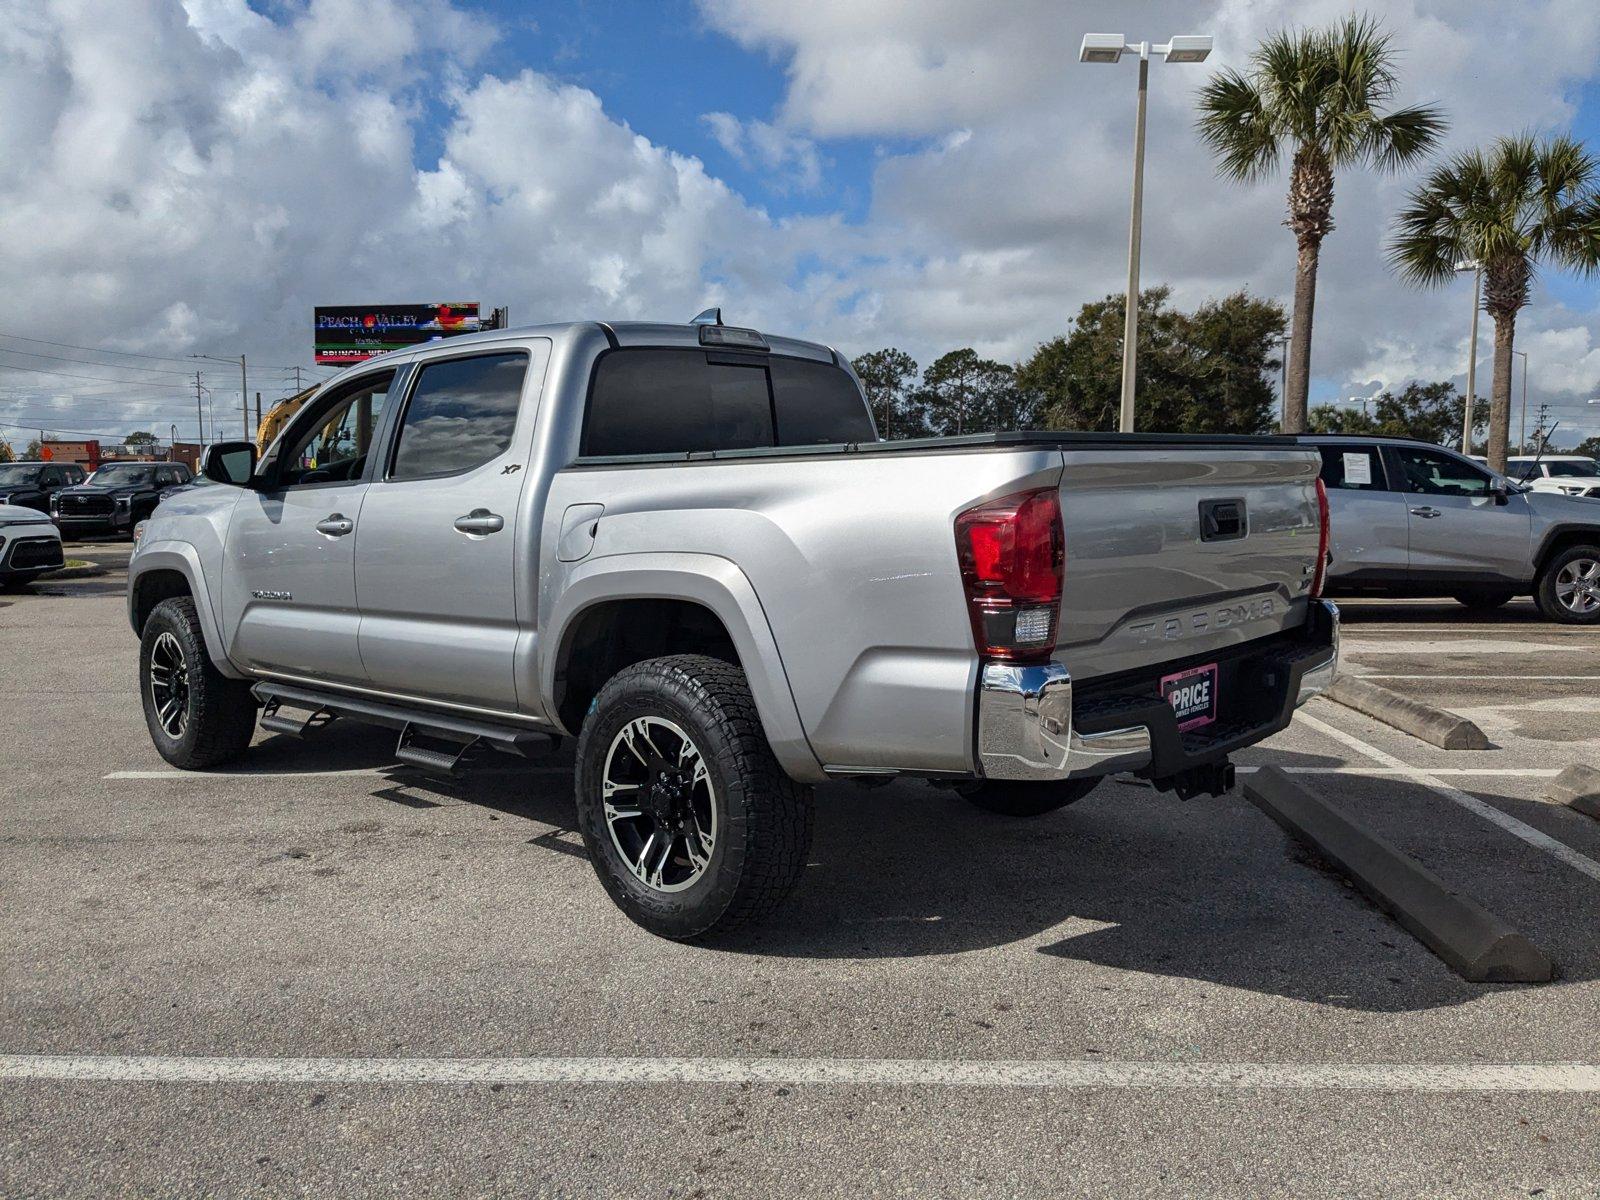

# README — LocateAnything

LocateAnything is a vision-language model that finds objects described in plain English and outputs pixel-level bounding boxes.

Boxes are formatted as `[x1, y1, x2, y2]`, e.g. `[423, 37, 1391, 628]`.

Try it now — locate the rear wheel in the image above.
[139, 597, 257, 768]
[1535, 545, 1600, 625]
[956, 777, 1100, 817]
[1453, 590, 1514, 613]
[574, 655, 813, 941]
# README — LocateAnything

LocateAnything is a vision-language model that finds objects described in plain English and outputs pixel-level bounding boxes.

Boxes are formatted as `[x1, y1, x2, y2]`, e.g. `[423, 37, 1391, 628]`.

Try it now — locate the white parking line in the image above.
[1238, 766, 1561, 777]
[1340, 639, 1570, 655]
[104, 766, 571, 780]
[1299, 709, 1600, 884]
[1360, 675, 1600, 682]
[3, 1054, 1598, 1092]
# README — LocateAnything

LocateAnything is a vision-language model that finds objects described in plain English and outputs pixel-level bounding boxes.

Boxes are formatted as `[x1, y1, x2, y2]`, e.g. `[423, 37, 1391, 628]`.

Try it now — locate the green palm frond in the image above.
[1195, 68, 1279, 181]
[1388, 134, 1600, 292]
[1194, 12, 1445, 183]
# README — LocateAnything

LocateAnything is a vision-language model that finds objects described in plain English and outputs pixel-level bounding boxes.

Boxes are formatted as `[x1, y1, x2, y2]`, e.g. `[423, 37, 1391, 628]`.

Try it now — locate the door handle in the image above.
[315, 513, 354, 536]
[453, 508, 505, 536]
[1409, 506, 1442, 519]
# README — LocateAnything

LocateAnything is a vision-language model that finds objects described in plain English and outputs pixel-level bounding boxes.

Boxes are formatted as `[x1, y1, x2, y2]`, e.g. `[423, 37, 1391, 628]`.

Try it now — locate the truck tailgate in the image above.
[1055, 446, 1323, 682]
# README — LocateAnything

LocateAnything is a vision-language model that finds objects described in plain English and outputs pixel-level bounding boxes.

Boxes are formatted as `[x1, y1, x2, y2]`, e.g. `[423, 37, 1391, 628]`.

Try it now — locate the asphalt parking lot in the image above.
[3, 550, 1599, 1196]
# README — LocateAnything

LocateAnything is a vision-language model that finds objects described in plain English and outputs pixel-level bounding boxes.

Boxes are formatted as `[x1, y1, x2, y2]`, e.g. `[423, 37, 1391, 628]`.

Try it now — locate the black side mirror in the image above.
[200, 441, 258, 487]
[1491, 478, 1510, 506]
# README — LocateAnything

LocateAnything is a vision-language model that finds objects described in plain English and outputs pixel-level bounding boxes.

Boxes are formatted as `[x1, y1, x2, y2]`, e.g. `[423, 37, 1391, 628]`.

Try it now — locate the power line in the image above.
[0, 346, 194, 377]
[0, 359, 222, 391]
[0, 330, 206, 366]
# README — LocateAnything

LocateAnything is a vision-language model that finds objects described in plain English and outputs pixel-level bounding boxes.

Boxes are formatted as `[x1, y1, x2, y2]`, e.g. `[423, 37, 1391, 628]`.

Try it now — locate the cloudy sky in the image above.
[2, 0, 1598, 450]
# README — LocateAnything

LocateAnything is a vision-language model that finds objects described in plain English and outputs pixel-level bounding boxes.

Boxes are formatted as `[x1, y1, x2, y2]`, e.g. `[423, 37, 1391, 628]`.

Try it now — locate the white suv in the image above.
[0, 501, 65, 587]
[1508, 456, 1600, 499]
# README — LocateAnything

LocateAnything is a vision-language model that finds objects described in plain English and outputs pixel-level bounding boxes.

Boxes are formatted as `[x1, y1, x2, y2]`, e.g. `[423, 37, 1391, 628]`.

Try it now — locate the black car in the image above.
[51, 461, 191, 538]
[0, 461, 87, 513]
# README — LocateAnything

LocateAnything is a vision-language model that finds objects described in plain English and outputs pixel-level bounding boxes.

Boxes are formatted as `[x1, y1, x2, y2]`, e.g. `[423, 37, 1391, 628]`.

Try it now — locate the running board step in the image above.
[395, 724, 479, 774]
[249, 681, 558, 760]
[258, 698, 337, 738]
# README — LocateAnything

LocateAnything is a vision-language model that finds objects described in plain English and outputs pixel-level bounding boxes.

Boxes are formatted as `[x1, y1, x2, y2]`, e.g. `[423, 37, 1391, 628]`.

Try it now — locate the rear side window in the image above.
[583, 351, 771, 456]
[390, 352, 527, 481]
[582, 349, 874, 456]
[1318, 446, 1385, 491]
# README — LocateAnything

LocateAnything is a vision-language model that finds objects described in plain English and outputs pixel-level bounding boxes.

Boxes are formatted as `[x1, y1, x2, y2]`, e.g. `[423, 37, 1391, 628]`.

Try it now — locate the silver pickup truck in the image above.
[129, 318, 1338, 939]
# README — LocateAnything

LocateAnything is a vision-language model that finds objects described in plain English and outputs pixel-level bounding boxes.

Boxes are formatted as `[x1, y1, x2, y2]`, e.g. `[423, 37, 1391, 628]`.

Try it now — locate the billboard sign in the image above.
[314, 303, 482, 364]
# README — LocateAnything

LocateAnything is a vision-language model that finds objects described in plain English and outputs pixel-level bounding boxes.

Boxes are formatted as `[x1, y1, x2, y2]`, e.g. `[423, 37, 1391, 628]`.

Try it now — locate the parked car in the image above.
[129, 319, 1339, 939]
[1300, 435, 1600, 623]
[1506, 455, 1600, 499]
[0, 461, 86, 513]
[0, 501, 65, 587]
[52, 461, 191, 538]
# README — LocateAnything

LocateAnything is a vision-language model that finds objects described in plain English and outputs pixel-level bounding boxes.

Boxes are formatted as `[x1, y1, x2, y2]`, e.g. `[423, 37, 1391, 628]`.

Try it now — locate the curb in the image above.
[1546, 764, 1600, 821]
[44, 563, 108, 581]
[1326, 676, 1490, 751]
[1244, 766, 1553, 983]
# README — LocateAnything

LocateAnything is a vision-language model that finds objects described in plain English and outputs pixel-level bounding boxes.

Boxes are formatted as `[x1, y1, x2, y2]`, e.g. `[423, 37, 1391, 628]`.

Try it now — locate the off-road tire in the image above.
[955, 777, 1100, 817]
[1535, 543, 1600, 625]
[139, 596, 257, 768]
[1453, 591, 1514, 613]
[574, 654, 813, 941]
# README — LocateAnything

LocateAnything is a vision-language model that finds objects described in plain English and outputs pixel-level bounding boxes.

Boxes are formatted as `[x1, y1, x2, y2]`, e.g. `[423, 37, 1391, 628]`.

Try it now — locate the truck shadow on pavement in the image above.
[273, 727, 1596, 1015]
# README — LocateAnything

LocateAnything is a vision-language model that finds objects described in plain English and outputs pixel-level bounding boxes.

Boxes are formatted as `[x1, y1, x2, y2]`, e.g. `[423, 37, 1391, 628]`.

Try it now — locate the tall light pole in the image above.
[1080, 32, 1213, 433]
[1455, 260, 1481, 452]
[190, 353, 248, 439]
[1508, 349, 1531, 455]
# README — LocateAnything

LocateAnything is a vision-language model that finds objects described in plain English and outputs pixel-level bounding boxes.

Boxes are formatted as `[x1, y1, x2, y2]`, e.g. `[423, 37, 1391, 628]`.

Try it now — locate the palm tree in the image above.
[1196, 15, 1445, 432]
[1389, 134, 1600, 471]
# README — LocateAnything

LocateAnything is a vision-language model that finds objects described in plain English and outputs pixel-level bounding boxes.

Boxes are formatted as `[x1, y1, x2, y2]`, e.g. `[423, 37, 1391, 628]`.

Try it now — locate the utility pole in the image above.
[194, 371, 206, 444]
[190, 353, 248, 439]
[255, 392, 262, 434]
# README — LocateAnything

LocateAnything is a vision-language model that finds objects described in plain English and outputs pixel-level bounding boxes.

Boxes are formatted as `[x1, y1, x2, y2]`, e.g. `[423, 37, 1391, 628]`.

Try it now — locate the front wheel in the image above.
[955, 777, 1100, 817]
[1535, 545, 1600, 625]
[574, 655, 813, 941]
[139, 597, 258, 768]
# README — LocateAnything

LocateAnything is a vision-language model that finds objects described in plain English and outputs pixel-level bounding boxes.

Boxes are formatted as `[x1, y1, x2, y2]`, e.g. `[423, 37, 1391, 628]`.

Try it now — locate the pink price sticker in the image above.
[1160, 663, 1219, 732]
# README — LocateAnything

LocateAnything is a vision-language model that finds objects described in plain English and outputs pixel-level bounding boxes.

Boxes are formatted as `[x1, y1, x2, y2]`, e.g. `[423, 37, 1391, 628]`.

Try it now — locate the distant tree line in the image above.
[855, 287, 1289, 439]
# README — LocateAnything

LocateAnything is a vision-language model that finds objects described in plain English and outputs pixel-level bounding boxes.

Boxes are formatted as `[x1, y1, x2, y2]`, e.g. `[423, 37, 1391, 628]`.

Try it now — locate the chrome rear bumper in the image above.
[976, 600, 1340, 783]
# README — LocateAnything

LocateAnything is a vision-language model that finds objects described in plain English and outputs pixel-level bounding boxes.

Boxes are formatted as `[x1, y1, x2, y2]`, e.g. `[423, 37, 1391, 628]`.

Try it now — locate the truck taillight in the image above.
[954, 488, 1064, 662]
[1310, 476, 1330, 598]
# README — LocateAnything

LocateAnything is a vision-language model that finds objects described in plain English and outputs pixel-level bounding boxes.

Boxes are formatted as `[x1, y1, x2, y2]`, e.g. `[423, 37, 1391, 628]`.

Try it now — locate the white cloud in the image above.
[702, 111, 823, 192]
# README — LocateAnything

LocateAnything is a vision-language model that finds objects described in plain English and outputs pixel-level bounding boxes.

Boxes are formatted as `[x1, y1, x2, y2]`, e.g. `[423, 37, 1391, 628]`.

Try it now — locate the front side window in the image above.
[388, 353, 527, 481]
[1391, 446, 1492, 497]
[1318, 446, 1385, 491]
[278, 373, 393, 487]
[41, 467, 65, 487]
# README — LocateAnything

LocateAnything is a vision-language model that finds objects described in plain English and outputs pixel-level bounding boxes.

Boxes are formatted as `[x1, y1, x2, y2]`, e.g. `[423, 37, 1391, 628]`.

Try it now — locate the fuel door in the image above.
[557, 503, 604, 562]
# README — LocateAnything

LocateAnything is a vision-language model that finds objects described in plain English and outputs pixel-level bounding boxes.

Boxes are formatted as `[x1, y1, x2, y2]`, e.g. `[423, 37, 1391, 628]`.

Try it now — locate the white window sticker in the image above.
[1343, 452, 1373, 486]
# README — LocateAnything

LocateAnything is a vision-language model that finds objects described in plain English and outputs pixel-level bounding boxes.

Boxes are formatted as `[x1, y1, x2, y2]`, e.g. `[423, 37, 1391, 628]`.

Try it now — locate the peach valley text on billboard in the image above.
[314, 303, 482, 364]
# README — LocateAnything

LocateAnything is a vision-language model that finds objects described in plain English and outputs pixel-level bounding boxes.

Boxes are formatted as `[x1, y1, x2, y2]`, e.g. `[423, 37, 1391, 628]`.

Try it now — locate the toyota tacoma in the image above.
[128, 318, 1339, 939]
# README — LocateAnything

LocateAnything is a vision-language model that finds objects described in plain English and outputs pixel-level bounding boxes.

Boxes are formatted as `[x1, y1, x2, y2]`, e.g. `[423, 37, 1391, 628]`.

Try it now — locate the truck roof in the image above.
[370, 320, 841, 367]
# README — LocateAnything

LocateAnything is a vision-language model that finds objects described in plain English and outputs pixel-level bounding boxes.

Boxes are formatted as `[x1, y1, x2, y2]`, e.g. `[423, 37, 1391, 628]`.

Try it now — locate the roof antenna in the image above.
[690, 307, 723, 326]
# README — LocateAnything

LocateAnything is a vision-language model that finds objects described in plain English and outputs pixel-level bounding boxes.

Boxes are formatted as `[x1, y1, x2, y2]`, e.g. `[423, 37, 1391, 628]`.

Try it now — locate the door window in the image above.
[388, 353, 528, 481]
[1317, 446, 1385, 491]
[1390, 446, 1492, 497]
[40, 467, 64, 488]
[278, 373, 393, 487]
